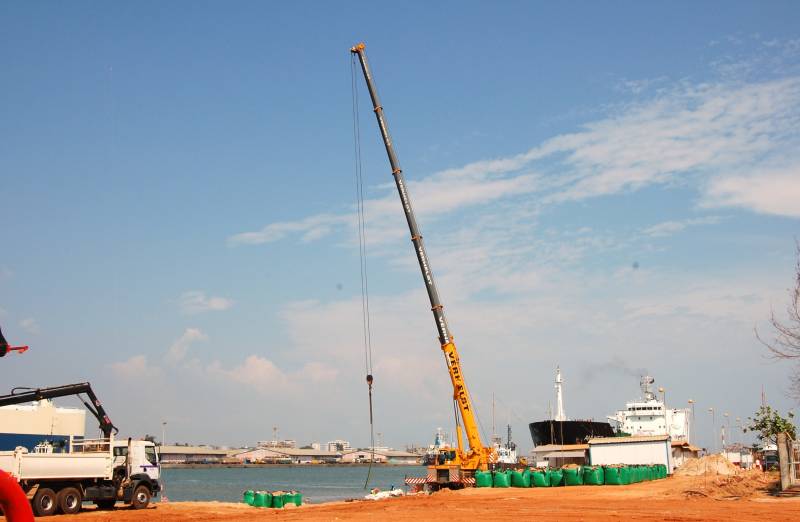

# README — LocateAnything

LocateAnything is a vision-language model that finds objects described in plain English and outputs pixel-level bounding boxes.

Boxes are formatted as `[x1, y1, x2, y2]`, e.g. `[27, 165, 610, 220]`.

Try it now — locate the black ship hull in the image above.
[529, 420, 614, 446]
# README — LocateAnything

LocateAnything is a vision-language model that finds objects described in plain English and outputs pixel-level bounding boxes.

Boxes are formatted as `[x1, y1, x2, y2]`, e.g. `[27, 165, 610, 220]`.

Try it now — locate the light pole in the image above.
[688, 399, 696, 443]
[723, 412, 730, 453]
[736, 417, 742, 445]
[708, 407, 715, 453]
[161, 421, 167, 447]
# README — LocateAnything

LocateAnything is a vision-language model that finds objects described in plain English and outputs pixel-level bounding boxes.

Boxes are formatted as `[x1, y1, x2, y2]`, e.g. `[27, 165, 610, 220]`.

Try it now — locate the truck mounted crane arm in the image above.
[350, 43, 492, 471]
[0, 382, 118, 438]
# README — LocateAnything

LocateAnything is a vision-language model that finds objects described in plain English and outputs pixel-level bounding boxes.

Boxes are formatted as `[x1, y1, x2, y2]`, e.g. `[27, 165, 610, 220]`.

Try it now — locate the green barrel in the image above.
[271, 493, 285, 508]
[563, 466, 583, 486]
[510, 470, 531, 488]
[549, 469, 564, 487]
[660, 464, 668, 478]
[583, 466, 604, 485]
[243, 490, 255, 506]
[253, 491, 271, 508]
[603, 466, 623, 485]
[493, 470, 511, 488]
[293, 492, 303, 506]
[532, 469, 550, 487]
[282, 492, 296, 507]
[475, 470, 493, 488]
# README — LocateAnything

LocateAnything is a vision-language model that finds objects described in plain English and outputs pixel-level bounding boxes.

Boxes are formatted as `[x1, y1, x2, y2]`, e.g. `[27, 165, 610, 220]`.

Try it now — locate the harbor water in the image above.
[160, 466, 428, 504]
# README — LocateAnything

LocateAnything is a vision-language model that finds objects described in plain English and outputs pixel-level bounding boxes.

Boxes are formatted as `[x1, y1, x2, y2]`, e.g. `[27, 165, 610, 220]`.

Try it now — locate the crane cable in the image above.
[351, 53, 376, 489]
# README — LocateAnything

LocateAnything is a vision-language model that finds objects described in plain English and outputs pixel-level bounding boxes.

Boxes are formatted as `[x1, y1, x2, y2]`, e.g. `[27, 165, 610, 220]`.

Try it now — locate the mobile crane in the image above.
[350, 43, 495, 485]
[0, 383, 160, 516]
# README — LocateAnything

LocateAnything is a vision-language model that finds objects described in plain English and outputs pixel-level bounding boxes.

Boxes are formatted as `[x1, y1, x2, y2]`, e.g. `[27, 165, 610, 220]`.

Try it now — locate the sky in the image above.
[1, 1, 799, 453]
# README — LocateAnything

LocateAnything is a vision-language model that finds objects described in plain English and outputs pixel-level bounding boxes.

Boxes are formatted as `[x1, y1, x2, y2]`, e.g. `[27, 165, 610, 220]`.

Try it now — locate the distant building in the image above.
[530, 444, 588, 468]
[722, 444, 754, 469]
[326, 439, 352, 452]
[159, 445, 241, 464]
[671, 440, 702, 469]
[233, 447, 341, 464]
[257, 439, 297, 449]
[341, 449, 420, 465]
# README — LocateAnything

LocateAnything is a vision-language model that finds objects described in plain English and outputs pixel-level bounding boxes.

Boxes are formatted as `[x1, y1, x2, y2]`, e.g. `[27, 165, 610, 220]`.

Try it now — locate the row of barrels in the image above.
[476, 464, 668, 488]
[242, 490, 303, 508]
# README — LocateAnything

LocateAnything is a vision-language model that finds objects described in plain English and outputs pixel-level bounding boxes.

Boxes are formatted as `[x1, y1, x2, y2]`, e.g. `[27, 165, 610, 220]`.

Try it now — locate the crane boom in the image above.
[350, 43, 490, 471]
[0, 382, 118, 438]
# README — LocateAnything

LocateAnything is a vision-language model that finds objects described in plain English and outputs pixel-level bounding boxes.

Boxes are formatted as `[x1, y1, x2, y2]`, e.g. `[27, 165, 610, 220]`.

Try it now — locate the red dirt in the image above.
[11, 472, 800, 521]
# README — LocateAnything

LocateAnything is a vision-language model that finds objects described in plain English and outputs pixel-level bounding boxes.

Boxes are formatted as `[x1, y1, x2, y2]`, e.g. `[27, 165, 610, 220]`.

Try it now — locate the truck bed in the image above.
[0, 450, 113, 481]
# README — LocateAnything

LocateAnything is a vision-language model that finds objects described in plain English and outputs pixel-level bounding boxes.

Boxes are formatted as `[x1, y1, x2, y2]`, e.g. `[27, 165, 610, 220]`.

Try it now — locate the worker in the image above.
[0, 325, 9, 357]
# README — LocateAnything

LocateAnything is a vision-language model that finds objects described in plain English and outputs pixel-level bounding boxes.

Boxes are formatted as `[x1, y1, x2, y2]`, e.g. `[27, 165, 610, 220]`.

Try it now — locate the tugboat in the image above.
[528, 367, 615, 446]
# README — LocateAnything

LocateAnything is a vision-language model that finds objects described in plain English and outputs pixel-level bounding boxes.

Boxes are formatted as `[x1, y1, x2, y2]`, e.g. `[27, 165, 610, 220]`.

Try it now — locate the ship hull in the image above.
[529, 420, 614, 446]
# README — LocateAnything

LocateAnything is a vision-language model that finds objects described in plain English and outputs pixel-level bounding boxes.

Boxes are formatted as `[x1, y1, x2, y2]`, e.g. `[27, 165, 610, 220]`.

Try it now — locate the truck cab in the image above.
[112, 439, 160, 481]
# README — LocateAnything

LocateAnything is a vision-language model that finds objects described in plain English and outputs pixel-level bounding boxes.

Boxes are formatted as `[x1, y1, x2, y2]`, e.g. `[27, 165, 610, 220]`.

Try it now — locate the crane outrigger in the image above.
[350, 43, 495, 485]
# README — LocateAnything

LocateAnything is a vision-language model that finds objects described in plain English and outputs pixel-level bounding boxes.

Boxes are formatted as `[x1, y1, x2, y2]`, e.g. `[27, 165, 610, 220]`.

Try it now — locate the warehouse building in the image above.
[588, 435, 673, 473]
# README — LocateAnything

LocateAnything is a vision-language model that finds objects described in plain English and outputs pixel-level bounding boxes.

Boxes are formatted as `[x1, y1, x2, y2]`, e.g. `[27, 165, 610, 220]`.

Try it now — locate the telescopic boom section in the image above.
[350, 43, 487, 466]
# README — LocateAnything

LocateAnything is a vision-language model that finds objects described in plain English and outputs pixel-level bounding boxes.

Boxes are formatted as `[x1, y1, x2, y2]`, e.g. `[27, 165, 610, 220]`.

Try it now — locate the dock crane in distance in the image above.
[350, 42, 496, 487]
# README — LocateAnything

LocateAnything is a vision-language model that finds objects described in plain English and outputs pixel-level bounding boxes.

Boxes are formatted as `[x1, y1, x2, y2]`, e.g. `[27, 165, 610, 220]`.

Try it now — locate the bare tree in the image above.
[757, 241, 800, 398]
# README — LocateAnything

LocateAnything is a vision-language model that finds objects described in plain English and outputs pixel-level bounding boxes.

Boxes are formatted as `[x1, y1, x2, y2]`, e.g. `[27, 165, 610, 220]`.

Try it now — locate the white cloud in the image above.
[166, 328, 208, 364]
[179, 291, 234, 314]
[19, 318, 40, 335]
[110, 355, 161, 379]
[704, 168, 800, 217]
[228, 214, 353, 246]
[230, 75, 800, 249]
[642, 216, 723, 238]
[207, 355, 338, 394]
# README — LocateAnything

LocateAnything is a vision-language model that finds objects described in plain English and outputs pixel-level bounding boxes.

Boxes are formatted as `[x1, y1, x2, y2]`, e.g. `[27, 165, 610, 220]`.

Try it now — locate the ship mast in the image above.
[554, 366, 566, 422]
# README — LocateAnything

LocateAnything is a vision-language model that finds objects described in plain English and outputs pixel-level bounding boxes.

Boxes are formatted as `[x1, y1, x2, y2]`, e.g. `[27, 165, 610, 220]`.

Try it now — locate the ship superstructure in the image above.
[607, 376, 690, 441]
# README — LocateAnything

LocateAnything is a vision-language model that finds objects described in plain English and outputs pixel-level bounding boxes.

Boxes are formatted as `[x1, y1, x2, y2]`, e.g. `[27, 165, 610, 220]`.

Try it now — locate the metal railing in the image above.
[70, 437, 112, 453]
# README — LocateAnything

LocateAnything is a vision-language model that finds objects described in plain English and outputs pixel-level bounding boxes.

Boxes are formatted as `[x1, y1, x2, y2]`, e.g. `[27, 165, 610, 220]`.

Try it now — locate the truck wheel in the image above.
[130, 485, 151, 509]
[32, 487, 57, 517]
[57, 486, 83, 514]
[95, 498, 117, 510]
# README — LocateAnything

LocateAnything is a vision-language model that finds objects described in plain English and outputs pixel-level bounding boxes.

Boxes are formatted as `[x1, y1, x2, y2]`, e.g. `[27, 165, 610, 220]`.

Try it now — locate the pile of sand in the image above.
[674, 454, 741, 476]
[680, 469, 775, 500]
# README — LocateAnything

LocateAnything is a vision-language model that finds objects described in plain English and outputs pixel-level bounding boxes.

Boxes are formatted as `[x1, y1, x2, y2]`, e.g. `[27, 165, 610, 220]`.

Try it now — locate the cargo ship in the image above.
[528, 367, 614, 446]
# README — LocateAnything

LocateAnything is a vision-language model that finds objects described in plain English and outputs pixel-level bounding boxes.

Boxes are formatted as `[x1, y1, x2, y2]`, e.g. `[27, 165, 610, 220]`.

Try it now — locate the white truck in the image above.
[0, 383, 161, 516]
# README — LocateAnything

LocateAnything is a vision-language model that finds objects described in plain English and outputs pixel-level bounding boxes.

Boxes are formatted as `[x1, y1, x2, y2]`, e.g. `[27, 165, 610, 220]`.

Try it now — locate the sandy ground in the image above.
[15, 470, 800, 522]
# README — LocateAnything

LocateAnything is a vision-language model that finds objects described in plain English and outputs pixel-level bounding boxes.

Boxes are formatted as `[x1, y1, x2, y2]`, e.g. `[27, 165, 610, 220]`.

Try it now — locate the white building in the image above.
[326, 439, 352, 452]
[233, 447, 341, 464]
[588, 435, 673, 473]
[340, 449, 420, 464]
